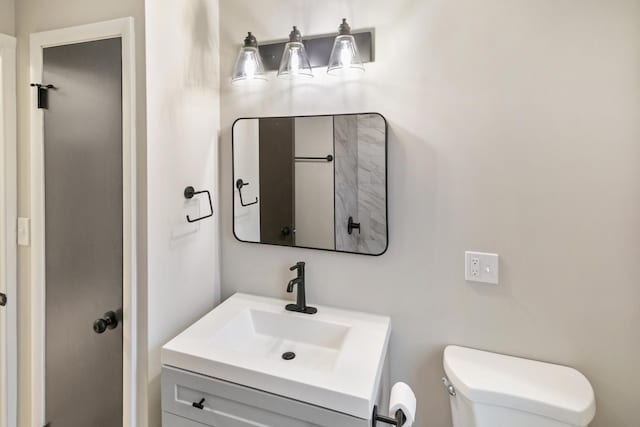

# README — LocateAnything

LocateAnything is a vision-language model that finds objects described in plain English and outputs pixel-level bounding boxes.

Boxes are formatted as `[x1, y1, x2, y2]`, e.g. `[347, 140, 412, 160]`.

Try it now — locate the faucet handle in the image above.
[289, 261, 305, 271]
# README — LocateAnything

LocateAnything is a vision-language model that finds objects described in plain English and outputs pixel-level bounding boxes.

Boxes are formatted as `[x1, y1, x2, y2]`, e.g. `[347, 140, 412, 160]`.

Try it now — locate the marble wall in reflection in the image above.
[356, 114, 387, 254]
[334, 115, 359, 252]
[334, 114, 387, 254]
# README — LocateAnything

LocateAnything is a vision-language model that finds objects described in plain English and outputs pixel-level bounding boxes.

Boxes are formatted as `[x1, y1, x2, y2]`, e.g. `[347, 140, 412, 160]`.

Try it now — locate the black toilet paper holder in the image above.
[372, 405, 407, 427]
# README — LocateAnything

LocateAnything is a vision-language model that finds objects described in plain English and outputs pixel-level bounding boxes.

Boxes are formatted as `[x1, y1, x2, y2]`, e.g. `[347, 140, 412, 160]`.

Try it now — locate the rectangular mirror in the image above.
[233, 113, 388, 256]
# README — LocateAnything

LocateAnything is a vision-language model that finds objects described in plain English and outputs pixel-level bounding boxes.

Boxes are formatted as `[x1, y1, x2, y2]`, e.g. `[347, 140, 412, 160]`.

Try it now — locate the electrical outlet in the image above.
[465, 251, 499, 284]
[470, 256, 480, 278]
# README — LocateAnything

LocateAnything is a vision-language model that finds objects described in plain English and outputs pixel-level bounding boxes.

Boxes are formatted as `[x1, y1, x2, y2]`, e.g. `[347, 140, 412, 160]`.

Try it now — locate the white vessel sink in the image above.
[162, 293, 391, 419]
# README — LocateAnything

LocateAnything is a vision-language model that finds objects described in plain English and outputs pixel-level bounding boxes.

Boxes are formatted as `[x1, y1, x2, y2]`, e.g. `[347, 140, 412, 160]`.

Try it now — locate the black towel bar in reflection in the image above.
[184, 186, 213, 223]
[372, 406, 407, 426]
[236, 179, 258, 207]
[294, 154, 333, 162]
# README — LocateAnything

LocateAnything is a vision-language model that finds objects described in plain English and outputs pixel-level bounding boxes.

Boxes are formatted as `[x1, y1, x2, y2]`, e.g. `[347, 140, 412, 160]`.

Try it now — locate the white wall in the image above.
[294, 116, 335, 249]
[233, 118, 261, 242]
[14, 1, 148, 425]
[0, 0, 14, 35]
[145, 0, 220, 426]
[0, 32, 17, 427]
[220, 1, 640, 426]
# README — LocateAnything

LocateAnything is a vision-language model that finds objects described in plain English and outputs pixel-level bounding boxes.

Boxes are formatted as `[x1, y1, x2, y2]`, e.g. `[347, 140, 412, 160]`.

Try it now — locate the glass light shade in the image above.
[277, 42, 313, 79]
[327, 34, 364, 76]
[231, 46, 267, 84]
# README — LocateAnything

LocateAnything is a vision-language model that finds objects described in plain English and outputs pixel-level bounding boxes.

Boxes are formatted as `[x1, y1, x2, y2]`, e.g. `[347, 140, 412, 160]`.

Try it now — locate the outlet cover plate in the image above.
[465, 251, 499, 284]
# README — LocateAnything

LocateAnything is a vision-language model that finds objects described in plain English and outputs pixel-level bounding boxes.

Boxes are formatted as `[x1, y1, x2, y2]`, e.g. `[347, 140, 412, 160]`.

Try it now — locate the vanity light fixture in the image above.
[277, 26, 314, 79]
[231, 32, 267, 84]
[327, 19, 365, 76]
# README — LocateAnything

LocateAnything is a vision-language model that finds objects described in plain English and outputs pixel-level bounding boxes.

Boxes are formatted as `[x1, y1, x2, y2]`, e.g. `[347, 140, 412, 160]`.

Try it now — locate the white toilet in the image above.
[443, 346, 596, 427]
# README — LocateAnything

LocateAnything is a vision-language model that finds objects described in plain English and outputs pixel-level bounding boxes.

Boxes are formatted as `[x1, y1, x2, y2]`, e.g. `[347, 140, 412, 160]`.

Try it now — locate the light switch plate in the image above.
[465, 251, 499, 284]
[18, 217, 30, 246]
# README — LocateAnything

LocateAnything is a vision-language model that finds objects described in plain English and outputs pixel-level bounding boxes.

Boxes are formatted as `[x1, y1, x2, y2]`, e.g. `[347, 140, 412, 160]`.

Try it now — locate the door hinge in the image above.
[0, 293, 6, 306]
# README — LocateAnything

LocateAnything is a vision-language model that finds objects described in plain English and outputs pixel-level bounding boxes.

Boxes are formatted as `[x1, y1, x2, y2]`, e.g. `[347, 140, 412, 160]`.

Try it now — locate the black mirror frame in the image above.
[231, 112, 389, 256]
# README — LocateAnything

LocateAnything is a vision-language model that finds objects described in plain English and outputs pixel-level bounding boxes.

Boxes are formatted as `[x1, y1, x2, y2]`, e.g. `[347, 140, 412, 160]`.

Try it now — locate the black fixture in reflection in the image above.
[285, 262, 317, 314]
[294, 154, 333, 162]
[281, 225, 293, 236]
[348, 216, 360, 235]
[236, 179, 258, 207]
[184, 186, 214, 223]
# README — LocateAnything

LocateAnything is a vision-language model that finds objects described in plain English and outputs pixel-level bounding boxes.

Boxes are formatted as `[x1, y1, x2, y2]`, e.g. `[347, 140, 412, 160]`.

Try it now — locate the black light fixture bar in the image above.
[258, 30, 374, 72]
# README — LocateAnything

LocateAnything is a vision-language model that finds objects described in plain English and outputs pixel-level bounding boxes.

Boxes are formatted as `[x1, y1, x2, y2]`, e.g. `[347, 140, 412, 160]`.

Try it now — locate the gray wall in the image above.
[0, 0, 14, 35]
[219, 1, 640, 426]
[14, 0, 147, 425]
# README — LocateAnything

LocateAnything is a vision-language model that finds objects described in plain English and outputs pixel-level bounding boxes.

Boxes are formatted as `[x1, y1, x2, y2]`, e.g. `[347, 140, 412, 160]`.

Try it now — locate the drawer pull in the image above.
[192, 398, 205, 410]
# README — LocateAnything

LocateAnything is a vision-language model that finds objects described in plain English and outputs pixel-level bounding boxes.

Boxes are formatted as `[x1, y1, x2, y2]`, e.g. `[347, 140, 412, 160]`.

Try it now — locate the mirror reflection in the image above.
[233, 113, 388, 255]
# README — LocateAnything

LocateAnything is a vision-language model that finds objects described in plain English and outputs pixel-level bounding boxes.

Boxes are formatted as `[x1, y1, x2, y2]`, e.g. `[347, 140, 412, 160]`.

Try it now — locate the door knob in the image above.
[0, 293, 6, 306]
[281, 226, 296, 236]
[93, 311, 118, 334]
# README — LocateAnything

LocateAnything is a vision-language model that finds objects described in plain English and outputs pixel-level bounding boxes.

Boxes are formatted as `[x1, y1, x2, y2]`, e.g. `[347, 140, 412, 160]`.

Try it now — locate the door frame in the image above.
[0, 32, 17, 427]
[29, 18, 137, 427]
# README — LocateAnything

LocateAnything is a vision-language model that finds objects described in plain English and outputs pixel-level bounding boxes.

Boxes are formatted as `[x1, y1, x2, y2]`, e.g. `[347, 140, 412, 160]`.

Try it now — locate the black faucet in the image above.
[285, 262, 317, 314]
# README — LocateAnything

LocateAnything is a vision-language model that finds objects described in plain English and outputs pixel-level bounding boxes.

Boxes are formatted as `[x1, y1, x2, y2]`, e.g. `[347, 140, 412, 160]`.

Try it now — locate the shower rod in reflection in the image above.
[294, 154, 333, 162]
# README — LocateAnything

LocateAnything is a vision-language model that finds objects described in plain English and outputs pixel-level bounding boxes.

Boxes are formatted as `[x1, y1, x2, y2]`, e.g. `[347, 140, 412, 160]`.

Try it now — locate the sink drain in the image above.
[282, 351, 296, 361]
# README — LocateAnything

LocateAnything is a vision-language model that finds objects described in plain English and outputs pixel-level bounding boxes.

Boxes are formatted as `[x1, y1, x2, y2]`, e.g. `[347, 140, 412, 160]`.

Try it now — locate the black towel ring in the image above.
[184, 186, 213, 223]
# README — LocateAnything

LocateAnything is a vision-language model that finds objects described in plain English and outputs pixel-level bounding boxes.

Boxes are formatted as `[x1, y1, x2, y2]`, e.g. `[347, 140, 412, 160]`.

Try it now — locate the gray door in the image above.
[43, 38, 123, 427]
[259, 117, 295, 246]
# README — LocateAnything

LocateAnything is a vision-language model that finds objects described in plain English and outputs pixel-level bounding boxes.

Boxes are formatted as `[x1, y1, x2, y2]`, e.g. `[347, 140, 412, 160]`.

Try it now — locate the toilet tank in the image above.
[443, 346, 596, 427]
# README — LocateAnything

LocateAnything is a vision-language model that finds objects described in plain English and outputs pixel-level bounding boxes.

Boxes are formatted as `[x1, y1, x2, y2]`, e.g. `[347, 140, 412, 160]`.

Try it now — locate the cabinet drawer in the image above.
[163, 412, 210, 427]
[161, 366, 368, 427]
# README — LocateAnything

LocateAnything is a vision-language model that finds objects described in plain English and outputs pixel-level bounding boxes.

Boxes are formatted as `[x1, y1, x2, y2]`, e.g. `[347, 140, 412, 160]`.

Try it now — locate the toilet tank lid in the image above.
[443, 346, 596, 426]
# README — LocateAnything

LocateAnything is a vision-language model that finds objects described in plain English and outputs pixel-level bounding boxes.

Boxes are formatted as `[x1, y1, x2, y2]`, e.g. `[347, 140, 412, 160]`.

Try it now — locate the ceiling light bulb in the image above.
[232, 32, 267, 84]
[277, 26, 313, 79]
[327, 19, 364, 77]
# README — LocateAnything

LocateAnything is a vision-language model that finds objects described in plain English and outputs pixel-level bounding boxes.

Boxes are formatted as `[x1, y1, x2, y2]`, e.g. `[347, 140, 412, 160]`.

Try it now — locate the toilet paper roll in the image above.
[389, 382, 417, 426]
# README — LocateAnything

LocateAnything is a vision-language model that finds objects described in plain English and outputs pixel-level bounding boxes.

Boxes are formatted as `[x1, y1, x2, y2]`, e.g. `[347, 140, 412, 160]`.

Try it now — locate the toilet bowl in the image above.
[443, 346, 596, 427]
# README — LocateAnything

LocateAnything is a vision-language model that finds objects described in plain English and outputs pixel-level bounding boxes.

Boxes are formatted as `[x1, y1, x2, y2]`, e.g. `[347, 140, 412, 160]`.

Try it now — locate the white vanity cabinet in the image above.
[160, 293, 392, 427]
[163, 412, 209, 427]
[161, 366, 372, 427]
